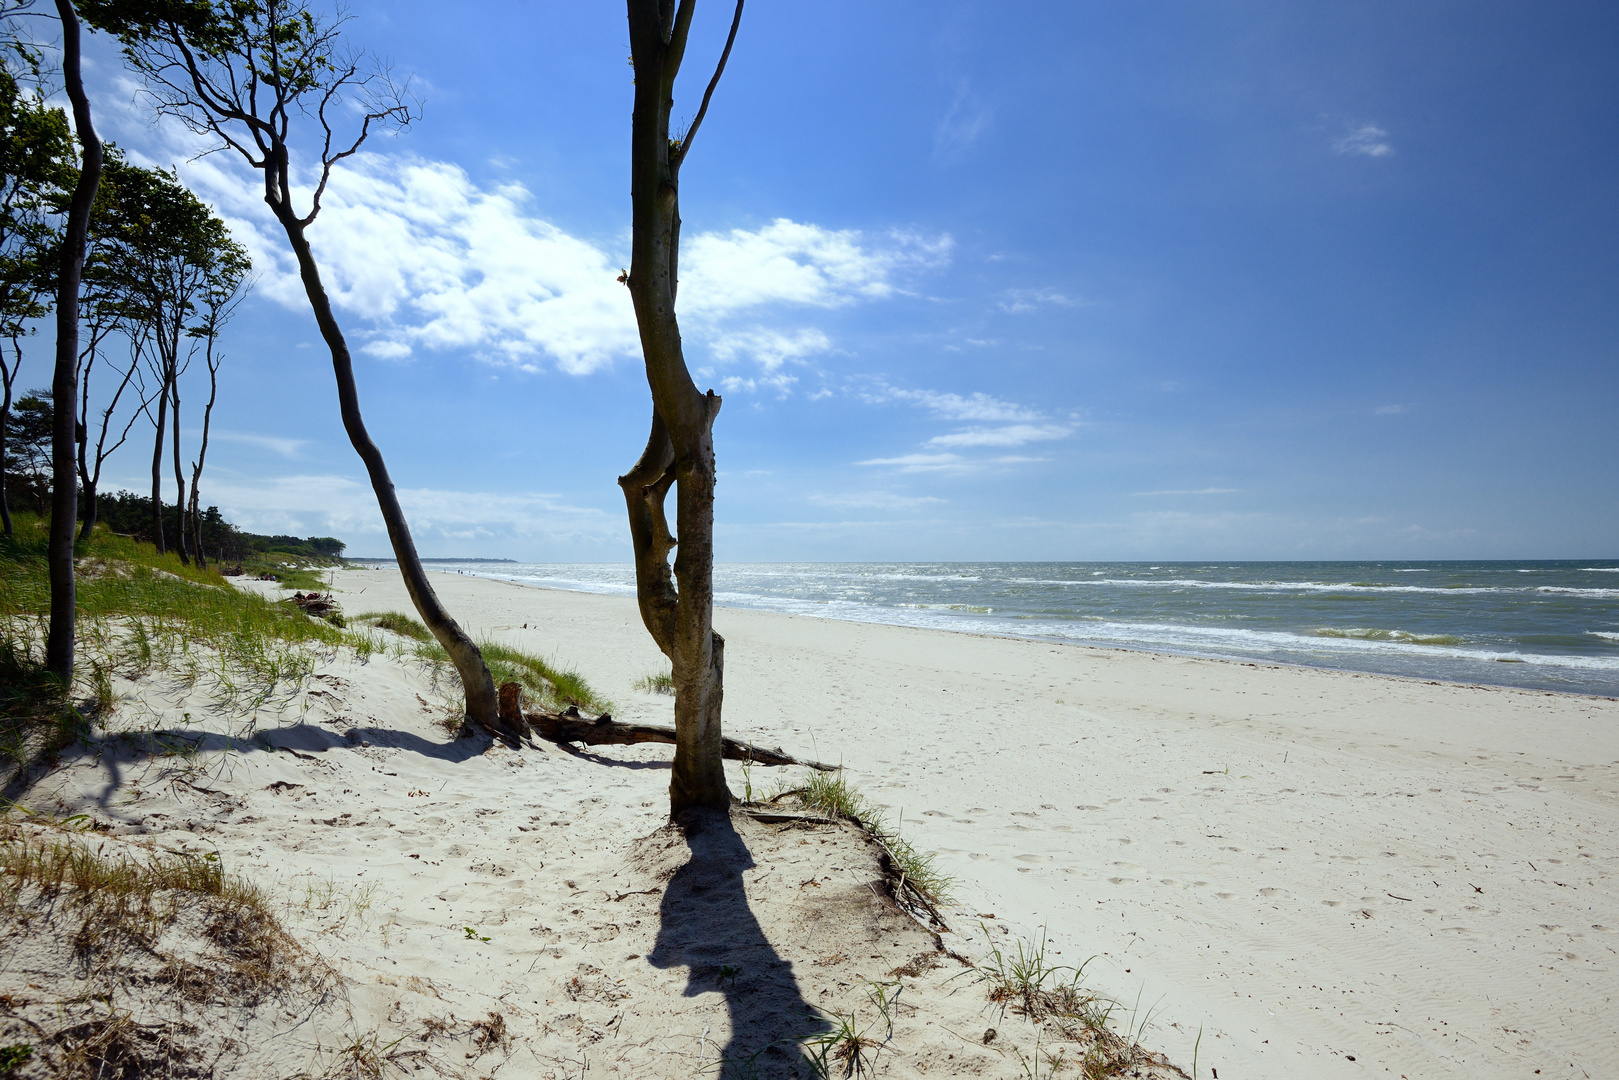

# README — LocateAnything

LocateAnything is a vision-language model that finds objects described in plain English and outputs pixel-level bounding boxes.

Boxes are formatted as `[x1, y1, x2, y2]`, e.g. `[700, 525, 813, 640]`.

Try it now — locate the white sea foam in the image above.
[425, 560, 1619, 692]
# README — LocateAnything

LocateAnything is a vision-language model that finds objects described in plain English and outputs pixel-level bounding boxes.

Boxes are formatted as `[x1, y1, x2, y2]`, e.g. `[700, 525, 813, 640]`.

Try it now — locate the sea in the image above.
[404, 561, 1619, 698]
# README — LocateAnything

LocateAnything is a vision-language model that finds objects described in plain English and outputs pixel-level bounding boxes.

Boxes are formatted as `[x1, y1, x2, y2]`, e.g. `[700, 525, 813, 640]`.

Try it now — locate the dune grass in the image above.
[634, 668, 675, 695]
[790, 768, 953, 905]
[354, 610, 434, 642]
[412, 636, 612, 718]
[0, 514, 388, 768]
[0, 812, 289, 978]
[355, 607, 612, 718]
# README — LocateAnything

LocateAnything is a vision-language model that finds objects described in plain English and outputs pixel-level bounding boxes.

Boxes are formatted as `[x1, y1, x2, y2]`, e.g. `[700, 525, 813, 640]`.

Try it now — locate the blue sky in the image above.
[62, 1, 1619, 560]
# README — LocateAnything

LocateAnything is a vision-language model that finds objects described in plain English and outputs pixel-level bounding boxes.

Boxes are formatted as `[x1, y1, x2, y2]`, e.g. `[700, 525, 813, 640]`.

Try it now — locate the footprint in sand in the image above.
[1256, 887, 1292, 899]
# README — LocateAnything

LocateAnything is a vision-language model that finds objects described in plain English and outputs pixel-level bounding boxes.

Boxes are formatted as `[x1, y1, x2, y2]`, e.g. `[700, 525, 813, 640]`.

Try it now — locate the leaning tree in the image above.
[82, 0, 510, 737]
[619, 0, 746, 815]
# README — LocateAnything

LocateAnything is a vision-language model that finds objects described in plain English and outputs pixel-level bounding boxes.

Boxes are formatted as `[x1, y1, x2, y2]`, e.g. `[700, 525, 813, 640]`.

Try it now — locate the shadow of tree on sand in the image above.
[649, 808, 830, 1079]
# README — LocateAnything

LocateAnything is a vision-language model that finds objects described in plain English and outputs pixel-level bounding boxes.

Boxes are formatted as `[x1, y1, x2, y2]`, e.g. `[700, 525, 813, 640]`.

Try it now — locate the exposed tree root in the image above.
[527, 704, 836, 771]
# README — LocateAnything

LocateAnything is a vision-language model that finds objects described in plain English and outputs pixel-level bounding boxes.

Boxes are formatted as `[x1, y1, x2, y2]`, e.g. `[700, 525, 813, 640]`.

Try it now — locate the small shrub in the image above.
[634, 669, 675, 695]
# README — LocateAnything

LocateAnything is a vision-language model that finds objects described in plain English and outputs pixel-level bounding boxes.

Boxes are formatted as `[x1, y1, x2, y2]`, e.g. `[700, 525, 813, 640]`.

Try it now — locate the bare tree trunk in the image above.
[46, 0, 103, 680]
[169, 374, 188, 564]
[1, 341, 15, 538]
[148, 370, 166, 553]
[269, 207, 504, 737]
[188, 341, 218, 569]
[620, 0, 746, 816]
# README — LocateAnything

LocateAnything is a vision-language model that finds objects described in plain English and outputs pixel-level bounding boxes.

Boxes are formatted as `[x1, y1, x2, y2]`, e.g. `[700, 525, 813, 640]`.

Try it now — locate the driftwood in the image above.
[527, 705, 835, 771]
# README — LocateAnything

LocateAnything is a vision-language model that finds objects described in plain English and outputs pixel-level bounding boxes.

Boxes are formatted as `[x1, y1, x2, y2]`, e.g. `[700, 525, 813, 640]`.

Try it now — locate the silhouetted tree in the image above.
[620, 0, 746, 815]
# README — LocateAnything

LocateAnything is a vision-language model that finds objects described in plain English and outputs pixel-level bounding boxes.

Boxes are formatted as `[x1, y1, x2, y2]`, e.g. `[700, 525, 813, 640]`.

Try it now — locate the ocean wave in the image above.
[1537, 587, 1619, 598]
[1581, 568, 1619, 573]
[1313, 627, 1463, 646]
[1008, 577, 1517, 596]
[1590, 632, 1619, 643]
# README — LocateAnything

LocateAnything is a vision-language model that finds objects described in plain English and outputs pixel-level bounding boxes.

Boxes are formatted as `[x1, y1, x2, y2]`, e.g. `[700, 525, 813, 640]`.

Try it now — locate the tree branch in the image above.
[672, 0, 744, 170]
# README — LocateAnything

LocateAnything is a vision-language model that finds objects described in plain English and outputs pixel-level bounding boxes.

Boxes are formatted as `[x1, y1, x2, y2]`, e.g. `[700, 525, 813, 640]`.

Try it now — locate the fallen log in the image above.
[527, 706, 835, 771]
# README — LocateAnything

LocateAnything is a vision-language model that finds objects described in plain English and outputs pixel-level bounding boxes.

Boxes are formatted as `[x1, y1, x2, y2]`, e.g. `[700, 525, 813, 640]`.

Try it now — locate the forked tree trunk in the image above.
[620, 0, 746, 816]
[46, 0, 103, 680]
[269, 206, 504, 737]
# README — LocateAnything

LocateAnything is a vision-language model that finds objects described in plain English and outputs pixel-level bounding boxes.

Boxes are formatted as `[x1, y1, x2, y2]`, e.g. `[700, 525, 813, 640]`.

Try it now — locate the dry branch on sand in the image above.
[525, 701, 836, 771]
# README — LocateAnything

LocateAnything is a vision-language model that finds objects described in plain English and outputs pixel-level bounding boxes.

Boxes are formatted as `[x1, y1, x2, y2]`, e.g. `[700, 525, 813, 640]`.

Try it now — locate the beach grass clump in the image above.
[354, 610, 434, 642]
[413, 638, 612, 718]
[978, 926, 1181, 1078]
[633, 668, 675, 695]
[0, 814, 291, 991]
[788, 768, 953, 906]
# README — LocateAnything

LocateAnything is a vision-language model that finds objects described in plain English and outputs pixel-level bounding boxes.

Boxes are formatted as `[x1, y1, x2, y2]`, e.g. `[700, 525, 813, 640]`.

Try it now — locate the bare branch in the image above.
[672, 0, 744, 169]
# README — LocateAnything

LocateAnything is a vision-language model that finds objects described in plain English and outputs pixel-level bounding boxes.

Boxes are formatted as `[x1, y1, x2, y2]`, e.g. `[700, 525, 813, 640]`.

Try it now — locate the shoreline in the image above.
[317, 565, 1619, 1078]
[404, 565, 1619, 703]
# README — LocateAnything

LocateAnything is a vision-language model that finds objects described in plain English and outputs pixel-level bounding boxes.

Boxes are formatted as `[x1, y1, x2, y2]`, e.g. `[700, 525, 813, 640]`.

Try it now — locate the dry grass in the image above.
[0, 814, 321, 1078]
[979, 926, 1188, 1079]
[0, 815, 292, 1000]
[791, 769, 953, 906]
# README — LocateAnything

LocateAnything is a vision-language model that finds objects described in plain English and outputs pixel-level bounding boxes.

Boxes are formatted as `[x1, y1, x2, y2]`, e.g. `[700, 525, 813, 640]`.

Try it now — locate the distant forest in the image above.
[89, 490, 344, 565]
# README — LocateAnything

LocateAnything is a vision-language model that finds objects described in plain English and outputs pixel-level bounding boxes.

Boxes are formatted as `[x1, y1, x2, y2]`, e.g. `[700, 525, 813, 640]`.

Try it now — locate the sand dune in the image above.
[8, 566, 1615, 1078]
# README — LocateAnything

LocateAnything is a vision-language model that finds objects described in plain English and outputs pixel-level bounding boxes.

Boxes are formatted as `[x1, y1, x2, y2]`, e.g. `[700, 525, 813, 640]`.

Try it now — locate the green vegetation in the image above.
[0, 813, 285, 973]
[634, 668, 675, 695]
[414, 637, 611, 719]
[0, 514, 379, 767]
[354, 610, 433, 642]
[977, 926, 1178, 1079]
[789, 768, 953, 905]
[0, 514, 611, 768]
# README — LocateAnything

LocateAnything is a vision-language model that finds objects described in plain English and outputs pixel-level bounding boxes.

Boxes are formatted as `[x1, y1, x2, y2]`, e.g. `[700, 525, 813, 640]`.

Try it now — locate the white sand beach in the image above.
[11, 566, 1618, 1078]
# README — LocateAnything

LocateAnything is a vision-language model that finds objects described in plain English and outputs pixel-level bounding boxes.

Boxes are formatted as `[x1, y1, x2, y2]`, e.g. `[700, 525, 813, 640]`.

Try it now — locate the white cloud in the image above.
[1374, 403, 1407, 415]
[213, 431, 309, 459]
[855, 452, 1045, 474]
[1132, 487, 1242, 496]
[682, 219, 950, 316]
[925, 423, 1073, 449]
[114, 99, 947, 382]
[1335, 123, 1393, 158]
[808, 491, 946, 510]
[867, 385, 1043, 423]
[197, 471, 619, 550]
[999, 288, 1079, 314]
[936, 82, 993, 158]
[709, 327, 831, 373]
[855, 382, 1075, 469]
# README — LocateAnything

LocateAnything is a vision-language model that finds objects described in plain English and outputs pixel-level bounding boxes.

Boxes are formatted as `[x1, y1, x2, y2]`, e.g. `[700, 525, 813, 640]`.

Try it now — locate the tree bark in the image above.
[188, 340, 218, 569]
[270, 208, 505, 737]
[169, 374, 188, 563]
[530, 704, 834, 770]
[148, 369, 166, 553]
[620, 0, 745, 817]
[46, 0, 103, 680]
[1, 345, 14, 538]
